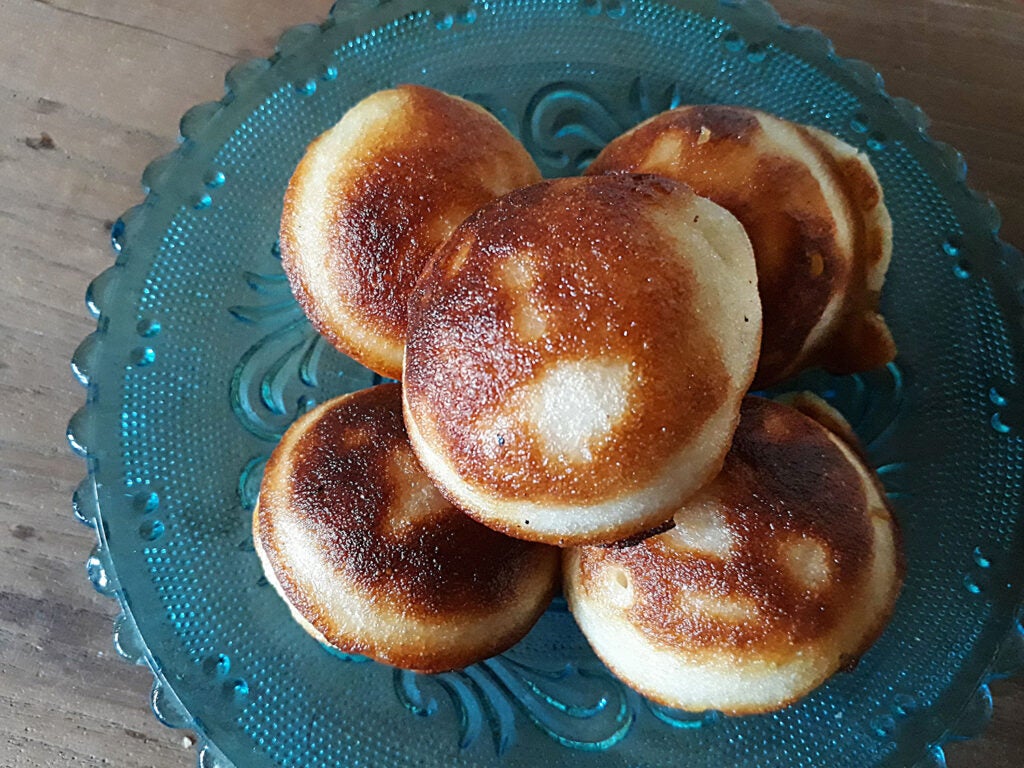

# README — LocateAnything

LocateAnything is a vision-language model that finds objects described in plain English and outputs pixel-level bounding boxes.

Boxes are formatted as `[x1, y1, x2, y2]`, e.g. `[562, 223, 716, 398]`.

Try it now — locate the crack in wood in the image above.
[30, 0, 240, 60]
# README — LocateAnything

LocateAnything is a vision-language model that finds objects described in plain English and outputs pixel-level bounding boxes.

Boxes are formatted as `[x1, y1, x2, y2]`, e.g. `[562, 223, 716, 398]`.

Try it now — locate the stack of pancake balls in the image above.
[254, 85, 905, 715]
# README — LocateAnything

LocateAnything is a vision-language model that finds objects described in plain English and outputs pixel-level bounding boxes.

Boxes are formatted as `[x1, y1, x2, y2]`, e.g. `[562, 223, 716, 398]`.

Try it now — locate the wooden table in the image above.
[1, 1, 1021, 765]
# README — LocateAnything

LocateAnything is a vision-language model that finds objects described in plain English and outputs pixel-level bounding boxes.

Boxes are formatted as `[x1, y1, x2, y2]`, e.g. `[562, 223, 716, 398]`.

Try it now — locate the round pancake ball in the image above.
[563, 395, 904, 714]
[587, 105, 895, 388]
[280, 85, 541, 380]
[254, 384, 559, 673]
[403, 175, 762, 546]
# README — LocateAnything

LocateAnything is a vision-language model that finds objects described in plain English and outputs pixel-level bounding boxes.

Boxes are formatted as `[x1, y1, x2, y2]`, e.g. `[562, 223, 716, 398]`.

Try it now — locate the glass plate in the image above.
[68, 1, 1024, 766]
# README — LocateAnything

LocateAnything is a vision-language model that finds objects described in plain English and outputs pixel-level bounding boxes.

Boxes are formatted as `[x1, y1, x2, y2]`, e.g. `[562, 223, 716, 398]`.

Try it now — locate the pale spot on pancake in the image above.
[664, 501, 734, 559]
[447, 240, 474, 277]
[761, 407, 794, 439]
[603, 565, 635, 609]
[483, 167, 517, 197]
[485, 177, 510, 197]
[809, 251, 825, 277]
[383, 447, 450, 538]
[869, 502, 890, 521]
[697, 126, 712, 145]
[499, 257, 536, 291]
[498, 258, 548, 342]
[274, 513, 332, 604]
[779, 535, 833, 592]
[514, 301, 548, 342]
[677, 588, 758, 623]
[341, 426, 373, 449]
[643, 134, 685, 171]
[427, 206, 475, 247]
[473, 152, 523, 197]
[526, 358, 633, 462]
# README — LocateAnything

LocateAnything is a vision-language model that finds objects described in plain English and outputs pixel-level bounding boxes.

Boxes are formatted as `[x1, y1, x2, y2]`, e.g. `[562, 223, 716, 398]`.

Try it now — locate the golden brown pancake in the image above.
[254, 384, 559, 673]
[403, 175, 762, 546]
[563, 395, 904, 714]
[280, 85, 541, 379]
[587, 105, 895, 387]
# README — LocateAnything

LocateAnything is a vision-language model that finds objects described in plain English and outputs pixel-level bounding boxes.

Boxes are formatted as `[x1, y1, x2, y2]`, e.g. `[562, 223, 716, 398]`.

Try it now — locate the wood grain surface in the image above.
[1, 0, 1021, 766]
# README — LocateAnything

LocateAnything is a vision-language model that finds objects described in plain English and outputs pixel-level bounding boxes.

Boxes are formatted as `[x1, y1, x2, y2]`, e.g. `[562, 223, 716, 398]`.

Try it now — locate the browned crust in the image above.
[572, 396, 903, 657]
[588, 105, 896, 387]
[404, 175, 738, 506]
[779, 391, 907, 609]
[280, 85, 541, 379]
[255, 384, 560, 672]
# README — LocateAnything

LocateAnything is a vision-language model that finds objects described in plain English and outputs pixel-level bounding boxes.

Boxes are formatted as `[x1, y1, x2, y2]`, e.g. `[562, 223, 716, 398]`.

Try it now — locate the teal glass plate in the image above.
[68, 1, 1024, 766]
